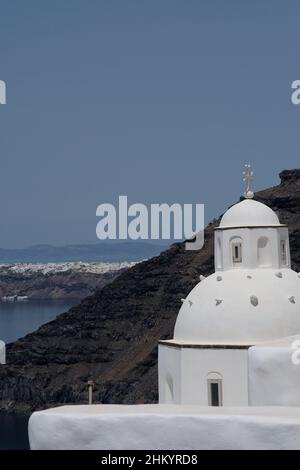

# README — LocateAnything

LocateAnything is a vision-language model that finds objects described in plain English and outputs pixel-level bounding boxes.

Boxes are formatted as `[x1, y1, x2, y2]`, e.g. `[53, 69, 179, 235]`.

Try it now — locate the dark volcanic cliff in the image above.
[1, 169, 300, 412]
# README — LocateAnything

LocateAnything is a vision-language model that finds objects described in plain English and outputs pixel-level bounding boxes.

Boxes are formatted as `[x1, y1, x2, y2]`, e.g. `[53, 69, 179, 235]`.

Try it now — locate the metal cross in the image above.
[243, 164, 254, 198]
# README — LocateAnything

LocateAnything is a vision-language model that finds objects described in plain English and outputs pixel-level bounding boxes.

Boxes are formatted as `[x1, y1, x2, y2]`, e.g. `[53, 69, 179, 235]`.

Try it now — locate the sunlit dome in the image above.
[219, 199, 282, 228]
[174, 269, 300, 344]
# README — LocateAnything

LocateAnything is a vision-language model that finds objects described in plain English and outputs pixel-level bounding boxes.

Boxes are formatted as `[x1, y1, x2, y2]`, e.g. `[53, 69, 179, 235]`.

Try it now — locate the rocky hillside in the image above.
[1, 169, 300, 412]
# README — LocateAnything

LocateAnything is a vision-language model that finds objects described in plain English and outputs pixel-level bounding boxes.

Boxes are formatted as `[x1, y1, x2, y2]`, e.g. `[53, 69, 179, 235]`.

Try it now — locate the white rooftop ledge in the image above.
[29, 404, 300, 450]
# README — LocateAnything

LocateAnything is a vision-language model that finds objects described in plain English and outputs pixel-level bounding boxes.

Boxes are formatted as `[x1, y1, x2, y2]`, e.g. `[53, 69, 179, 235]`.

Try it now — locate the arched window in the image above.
[257, 236, 271, 267]
[230, 237, 242, 265]
[207, 372, 223, 406]
[280, 240, 287, 266]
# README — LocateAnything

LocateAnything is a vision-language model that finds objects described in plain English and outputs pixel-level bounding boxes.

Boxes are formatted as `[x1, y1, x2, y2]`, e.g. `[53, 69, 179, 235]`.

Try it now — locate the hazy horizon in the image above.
[0, 240, 169, 250]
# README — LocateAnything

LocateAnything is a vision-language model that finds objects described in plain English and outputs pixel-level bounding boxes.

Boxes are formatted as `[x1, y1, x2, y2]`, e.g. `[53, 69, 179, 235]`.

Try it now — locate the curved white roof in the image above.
[219, 199, 281, 228]
[174, 269, 300, 344]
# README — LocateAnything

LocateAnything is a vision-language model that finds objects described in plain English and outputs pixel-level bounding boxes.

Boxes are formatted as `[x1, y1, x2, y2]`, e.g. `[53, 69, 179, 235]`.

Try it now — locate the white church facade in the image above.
[159, 166, 300, 407]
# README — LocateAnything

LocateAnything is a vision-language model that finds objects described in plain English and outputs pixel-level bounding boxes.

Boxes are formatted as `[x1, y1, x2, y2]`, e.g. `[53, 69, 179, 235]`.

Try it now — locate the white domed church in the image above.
[158, 166, 300, 407]
[29, 167, 300, 450]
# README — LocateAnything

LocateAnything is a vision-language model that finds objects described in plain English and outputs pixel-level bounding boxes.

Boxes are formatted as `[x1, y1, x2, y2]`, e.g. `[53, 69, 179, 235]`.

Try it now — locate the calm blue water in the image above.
[0, 299, 78, 449]
[0, 299, 77, 344]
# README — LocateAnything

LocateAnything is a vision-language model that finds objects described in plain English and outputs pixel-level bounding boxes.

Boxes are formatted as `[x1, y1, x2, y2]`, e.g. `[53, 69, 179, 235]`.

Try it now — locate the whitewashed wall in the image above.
[248, 336, 300, 406]
[159, 344, 248, 406]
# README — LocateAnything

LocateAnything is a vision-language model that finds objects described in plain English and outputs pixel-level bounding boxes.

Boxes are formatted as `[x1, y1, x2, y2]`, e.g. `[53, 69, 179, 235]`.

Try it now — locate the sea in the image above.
[0, 299, 78, 450]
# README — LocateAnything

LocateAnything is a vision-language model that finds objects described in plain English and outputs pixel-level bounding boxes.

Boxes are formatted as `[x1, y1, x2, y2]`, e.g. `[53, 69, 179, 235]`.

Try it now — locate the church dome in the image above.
[174, 269, 300, 344]
[219, 199, 281, 228]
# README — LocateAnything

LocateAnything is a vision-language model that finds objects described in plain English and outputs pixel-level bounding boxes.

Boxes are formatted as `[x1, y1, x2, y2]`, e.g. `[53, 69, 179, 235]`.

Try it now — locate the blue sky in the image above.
[0, 0, 300, 247]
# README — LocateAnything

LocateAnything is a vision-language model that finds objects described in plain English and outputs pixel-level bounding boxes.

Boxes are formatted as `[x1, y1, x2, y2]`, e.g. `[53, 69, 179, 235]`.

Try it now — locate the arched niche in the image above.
[257, 236, 271, 267]
[165, 372, 174, 403]
[216, 236, 222, 269]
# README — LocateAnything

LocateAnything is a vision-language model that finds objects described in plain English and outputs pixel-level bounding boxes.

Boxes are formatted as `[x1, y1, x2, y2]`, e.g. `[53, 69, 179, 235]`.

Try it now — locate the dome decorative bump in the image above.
[199, 275, 206, 281]
[215, 299, 223, 306]
[289, 296, 296, 304]
[276, 272, 283, 278]
[247, 275, 252, 279]
[216, 276, 222, 282]
[250, 295, 259, 307]
[188, 300, 194, 307]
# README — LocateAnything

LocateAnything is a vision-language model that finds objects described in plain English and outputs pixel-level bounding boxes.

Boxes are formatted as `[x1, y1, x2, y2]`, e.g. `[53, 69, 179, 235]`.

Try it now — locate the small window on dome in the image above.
[281, 240, 287, 266]
[232, 242, 242, 263]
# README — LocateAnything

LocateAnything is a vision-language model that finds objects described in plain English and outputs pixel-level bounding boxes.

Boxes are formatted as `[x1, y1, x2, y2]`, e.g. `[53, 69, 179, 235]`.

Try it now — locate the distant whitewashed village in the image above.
[0, 261, 137, 301]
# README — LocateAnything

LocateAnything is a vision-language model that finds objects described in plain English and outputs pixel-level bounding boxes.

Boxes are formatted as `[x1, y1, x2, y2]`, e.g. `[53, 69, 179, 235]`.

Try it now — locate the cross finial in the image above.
[243, 164, 254, 199]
